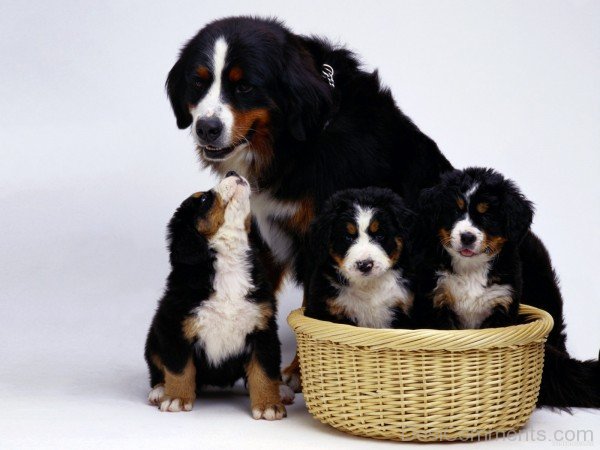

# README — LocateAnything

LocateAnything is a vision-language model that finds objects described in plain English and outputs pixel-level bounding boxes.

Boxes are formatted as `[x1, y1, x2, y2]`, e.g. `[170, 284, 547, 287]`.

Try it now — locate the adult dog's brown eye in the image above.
[235, 82, 253, 94]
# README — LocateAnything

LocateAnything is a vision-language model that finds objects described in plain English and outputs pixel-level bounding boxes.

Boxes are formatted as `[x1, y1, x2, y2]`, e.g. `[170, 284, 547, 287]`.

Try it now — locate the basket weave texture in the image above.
[288, 305, 553, 442]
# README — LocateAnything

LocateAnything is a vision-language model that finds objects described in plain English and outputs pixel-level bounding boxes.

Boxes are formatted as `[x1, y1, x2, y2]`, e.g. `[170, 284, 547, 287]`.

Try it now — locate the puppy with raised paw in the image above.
[305, 187, 415, 329]
[145, 172, 293, 419]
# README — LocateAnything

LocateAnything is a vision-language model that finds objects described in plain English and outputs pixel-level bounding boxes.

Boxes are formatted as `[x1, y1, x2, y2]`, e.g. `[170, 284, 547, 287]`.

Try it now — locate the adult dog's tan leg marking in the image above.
[246, 353, 286, 420]
[160, 357, 196, 412]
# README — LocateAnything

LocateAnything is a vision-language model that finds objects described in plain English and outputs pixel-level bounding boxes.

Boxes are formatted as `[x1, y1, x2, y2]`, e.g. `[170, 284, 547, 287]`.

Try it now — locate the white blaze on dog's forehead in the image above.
[464, 182, 479, 201]
[355, 206, 374, 233]
[190, 37, 233, 145]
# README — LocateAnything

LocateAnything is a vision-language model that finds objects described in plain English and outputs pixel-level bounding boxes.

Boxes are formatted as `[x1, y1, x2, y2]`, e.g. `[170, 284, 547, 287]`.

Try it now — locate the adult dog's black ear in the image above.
[503, 181, 534, 244]
[281, 42, 332, 141]
[415, 184, 446, 229]
[166, 55, 193, 129]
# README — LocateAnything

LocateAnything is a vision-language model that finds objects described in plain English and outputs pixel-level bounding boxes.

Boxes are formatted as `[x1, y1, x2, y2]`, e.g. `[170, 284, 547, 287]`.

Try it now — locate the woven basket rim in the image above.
[288, 304, 553, 351]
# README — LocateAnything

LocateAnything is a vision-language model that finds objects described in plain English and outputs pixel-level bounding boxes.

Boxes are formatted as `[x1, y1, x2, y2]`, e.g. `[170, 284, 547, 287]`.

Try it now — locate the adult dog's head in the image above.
[310, 187, 413, 284]
[418, 168, 534, 263]
[166, 16, 332, 178]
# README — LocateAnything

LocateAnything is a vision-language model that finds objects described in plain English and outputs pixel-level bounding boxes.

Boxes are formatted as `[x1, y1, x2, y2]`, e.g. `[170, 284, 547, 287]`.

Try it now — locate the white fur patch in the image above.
[450, 215, 485, 254]
[330, 270, 413, 328]
[190, 37, 234, 147]
[187, 176, 264, 367]
[148, 385, 165, 405]
[251, 190, 299, 265]
[435, 255, 513, 329]
[339, 206, 392, 282]
[279, 384, 295, 404]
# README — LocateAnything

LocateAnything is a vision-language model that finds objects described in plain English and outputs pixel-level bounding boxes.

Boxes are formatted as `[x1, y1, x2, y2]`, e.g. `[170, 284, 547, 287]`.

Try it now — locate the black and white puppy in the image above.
[413, 167, 533, 329]
[305, 188, 414, 329]
[144, 172, 293, 419]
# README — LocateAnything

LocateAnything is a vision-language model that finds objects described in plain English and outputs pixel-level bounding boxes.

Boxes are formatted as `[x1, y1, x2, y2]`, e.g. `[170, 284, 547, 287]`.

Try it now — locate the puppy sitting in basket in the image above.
[411, 167, 533, 329]
[144, 172, 293, 419]
[304, 187, 415, 328]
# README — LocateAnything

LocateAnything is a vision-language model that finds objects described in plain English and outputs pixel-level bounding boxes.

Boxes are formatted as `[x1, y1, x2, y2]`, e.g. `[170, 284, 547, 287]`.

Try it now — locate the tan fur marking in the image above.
[490, 296, 512, 312]
[257, 303, 274, 330]
[476, 202, 489, 214]
[285, 199, 314, 234]
[326, 298, 347, 319]
[230, 107, 274, 179]
[456, 197, 465, 210]
[191, 191, 203, 198]
[196, 66, 210, 80]
[182, 316, 201, 342]
[389, 237, 403, 263]
[329, 247, 345, 268]
[196, 193, 226, 238]
[369, 220, 379, 233]
[164, 357, 196, 402]
[151, 353, 164, 371]
[483, 234, 507, 256]
[433, 284, 456, 309]
[246, 352, 283, 412]
[395, 291, 414, 315]
[346, 223, 357, 235]
[438, 228, 452, 248]
[228, 66, 243, 82]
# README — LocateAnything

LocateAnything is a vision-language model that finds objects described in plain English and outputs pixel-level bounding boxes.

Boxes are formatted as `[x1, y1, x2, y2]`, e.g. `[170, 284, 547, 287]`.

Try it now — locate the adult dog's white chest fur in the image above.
[190, 207, 262, 367]
[331, 270, 413, 328]
[435, 257, 512, 329]
[251, 190, 299, 264]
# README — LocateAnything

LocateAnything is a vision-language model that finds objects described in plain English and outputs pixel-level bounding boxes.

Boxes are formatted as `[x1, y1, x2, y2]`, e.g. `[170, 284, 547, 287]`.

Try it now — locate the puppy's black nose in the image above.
[356, 259, 374, 274]
[196, 117, 223, 144]
[460, 232, 476, 246]
[226, 170, 238, 178]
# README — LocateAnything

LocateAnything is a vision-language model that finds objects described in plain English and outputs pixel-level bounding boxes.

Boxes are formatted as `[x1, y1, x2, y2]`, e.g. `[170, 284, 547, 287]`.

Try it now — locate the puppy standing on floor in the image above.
[305, 188, 415, 329]
[144, 172, 293, 419]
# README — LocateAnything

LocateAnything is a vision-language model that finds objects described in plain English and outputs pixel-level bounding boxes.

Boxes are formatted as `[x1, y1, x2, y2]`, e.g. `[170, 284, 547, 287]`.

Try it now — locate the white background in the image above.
[1, 1, 598, 448]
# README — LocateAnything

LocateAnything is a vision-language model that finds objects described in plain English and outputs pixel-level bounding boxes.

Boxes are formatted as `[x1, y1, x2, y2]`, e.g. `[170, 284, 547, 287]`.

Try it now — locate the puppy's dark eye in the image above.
[235, 82, 253, 94]
[199, 194, 208, 203]
[374, 234, 385, 242]
[345, 234, 355, 242]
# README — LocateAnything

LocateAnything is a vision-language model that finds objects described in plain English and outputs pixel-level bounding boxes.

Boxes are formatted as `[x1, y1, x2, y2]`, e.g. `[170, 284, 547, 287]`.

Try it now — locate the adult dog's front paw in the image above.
[251, 403, 287, 420]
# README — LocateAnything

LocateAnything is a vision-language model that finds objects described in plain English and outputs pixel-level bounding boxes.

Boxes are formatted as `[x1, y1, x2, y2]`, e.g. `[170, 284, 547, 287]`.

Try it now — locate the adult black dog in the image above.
[165, 16, 597, 408]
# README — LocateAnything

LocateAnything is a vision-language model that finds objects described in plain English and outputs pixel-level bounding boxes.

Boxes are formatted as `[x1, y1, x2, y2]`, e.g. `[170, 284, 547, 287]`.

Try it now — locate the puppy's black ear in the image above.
[166, 55, 193, 129]
[308, 208, 337, 264]
[281, 42, 332, 141]
[503, 182, 534, 244]
[415, 184, 445, 229]
[384, 191, 415, 236]
[167, 203, 208, 265]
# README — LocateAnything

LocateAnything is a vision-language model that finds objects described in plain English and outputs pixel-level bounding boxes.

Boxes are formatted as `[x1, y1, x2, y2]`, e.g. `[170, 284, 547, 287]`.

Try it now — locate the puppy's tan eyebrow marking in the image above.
[228, 66, 243, 82]
[456, 197, 465, 210]
[196, 66, 210, 80]
[476, 202, 489, 214]
[369, 220, 379, 233]
[346, 223, 357, 235]
[191, 191, 204, 198]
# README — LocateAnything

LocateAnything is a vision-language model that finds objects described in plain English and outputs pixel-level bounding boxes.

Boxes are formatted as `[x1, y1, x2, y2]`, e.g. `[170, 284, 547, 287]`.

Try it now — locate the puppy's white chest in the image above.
[333, 271, 412, 328]
[190, 239, 261, 367]
[436, 268, 512, 329]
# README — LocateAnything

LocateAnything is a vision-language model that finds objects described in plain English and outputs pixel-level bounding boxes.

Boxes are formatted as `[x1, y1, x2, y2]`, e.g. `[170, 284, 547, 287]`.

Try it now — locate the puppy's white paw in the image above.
[282, 371, 301, 393]
[159, 396, 193, 412]
[148, 385, 165, 405]
[279, 383, 295, 405]
[251, 403, 287, 420]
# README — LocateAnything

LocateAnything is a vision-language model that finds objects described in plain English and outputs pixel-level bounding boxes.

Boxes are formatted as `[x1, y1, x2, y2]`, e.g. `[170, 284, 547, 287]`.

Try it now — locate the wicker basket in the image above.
[288, 304, 553, 442]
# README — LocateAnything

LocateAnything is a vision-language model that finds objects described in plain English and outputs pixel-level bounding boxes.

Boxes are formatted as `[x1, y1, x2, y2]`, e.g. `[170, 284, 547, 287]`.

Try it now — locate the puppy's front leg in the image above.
[160, 356, 196, 412]
[246, 331, 287, 420]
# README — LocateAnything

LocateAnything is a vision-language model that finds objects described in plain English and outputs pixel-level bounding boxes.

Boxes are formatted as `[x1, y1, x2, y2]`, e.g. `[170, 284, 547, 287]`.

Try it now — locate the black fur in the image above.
[305, 187, 414, 328]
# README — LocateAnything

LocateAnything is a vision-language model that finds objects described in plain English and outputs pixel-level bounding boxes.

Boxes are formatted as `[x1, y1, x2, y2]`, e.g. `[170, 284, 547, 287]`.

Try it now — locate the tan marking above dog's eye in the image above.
[191, 192, 204, 198]
[369, 220, 379, 233]
[456, 197, 465, 210]
[196, 66, 210, 80]
[476, 202, 489, 214]
[346, 223, 357, 235]
[228, 66, 243, 82]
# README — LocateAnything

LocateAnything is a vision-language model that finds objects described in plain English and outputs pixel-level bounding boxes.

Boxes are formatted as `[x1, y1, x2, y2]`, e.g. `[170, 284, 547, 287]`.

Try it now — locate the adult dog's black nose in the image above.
[226, 171, 238, 178]
[460, 232, 476, 246]
[356, 259, 374, 274]
[196, 117, 223, 144]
